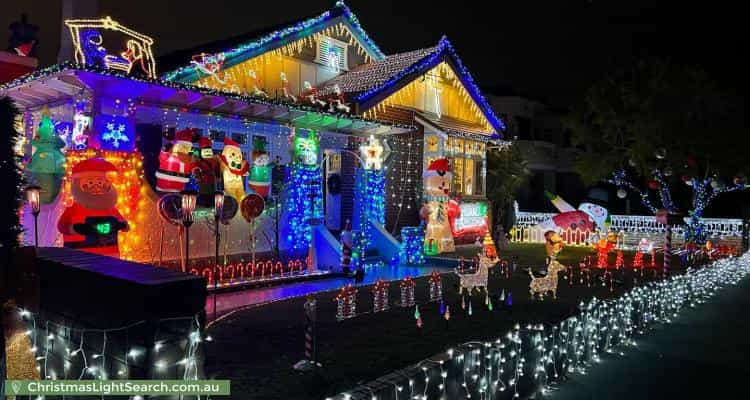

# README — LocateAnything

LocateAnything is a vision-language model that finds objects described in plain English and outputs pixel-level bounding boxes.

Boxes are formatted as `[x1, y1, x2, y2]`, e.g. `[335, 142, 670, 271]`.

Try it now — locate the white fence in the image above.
[513, 211, 744, 247]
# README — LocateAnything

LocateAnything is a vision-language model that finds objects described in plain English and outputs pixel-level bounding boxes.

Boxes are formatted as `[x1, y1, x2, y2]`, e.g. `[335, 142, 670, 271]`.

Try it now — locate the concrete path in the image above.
[552, 274, 750, 399]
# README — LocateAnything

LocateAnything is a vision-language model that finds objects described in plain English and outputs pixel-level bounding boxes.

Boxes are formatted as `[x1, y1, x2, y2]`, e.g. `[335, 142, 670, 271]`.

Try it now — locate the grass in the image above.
[202, 243, 688, 399]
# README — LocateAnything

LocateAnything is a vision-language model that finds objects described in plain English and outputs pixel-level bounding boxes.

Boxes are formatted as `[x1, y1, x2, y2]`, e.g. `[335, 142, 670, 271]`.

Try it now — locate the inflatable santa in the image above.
[422, 158, 455, 255]
[219, 137, 249, 201]
[248, 136, 272, 197]
[58, 158, 128, 257]
[155, 128, 197, 193]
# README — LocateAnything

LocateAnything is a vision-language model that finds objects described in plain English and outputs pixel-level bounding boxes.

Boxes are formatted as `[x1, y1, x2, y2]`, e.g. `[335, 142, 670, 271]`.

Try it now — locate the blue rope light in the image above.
[353, 168, 386, 245]
[162, 1, 385, 82]
[284, 164, 323, 251]
[399, 226, 425, 265]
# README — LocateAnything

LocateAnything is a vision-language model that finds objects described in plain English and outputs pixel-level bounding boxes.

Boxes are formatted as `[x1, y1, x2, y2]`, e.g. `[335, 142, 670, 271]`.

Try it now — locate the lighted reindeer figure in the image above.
[528, 260, 567, 300]
[455, 254, 495, 295]
[529, 230, 567, 300]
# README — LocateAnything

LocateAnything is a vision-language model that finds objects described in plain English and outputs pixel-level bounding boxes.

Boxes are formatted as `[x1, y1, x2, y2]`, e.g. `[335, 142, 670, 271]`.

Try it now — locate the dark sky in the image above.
[3, 0, 749, 106]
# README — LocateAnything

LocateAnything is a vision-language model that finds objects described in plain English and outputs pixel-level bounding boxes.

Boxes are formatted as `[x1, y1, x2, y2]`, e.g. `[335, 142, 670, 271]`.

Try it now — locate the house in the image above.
[1, 1, 505, 274]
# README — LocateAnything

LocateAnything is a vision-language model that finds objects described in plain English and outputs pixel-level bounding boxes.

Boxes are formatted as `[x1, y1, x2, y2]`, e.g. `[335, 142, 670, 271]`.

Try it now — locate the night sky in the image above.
[2, 0, 749, 106]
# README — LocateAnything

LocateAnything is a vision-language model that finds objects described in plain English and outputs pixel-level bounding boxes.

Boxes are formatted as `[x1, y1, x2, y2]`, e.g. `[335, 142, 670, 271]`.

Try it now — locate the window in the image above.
[231, 132, 247, 145]
[425, 134, 439, 153]
[452, 157, 464, 194]
[316, 36, 348, 72]
[464, 159, 474, 195]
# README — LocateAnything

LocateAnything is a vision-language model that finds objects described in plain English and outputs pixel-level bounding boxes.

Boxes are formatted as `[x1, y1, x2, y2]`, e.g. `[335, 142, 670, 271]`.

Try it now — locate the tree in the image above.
[486, 144, 529, 241]
[564, 59, 749, 243]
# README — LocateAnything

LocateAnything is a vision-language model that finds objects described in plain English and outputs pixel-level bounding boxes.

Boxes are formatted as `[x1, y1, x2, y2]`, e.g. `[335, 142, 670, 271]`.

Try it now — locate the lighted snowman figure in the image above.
[359, 135, 383, 170]
[422, 158, 455, 255]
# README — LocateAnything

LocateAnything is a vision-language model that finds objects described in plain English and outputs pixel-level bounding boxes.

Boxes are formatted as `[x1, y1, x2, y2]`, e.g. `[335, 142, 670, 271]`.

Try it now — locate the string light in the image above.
[334, 253, 750, 399]
[163, 1, 385, 82]
[12, 308, 203, 383]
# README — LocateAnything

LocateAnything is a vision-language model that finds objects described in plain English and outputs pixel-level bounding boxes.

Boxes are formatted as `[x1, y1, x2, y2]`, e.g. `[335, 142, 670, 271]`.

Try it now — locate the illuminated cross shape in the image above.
[102, 122, 129, 148]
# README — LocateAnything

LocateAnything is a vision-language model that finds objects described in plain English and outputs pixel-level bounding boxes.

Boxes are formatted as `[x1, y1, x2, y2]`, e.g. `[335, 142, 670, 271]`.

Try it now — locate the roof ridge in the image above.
[161, 1, 384, 82]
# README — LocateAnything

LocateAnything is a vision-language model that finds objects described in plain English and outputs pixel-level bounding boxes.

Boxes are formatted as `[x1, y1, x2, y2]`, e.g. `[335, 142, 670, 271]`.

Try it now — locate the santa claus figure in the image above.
[58, 158, 128, 257]
[248, 136, 272, 197]
[193, 136, 220, 204]
[422, 158, 455, 255]
[219, 137, 249, 201]
[155, 128, 197, 193]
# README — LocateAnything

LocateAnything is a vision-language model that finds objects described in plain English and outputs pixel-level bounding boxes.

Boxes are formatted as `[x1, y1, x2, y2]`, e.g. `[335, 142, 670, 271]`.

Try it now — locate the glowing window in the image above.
[316, 36, 348, 72]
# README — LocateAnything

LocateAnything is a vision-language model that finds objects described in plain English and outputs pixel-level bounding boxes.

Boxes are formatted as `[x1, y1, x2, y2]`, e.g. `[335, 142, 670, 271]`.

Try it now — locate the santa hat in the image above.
[198, 137, 212, 149]
[14, 41, 35, 57]
[424, 158, 450, 177]
[224, 137, 241, 149]
[175, 128, 198, 144]
[72, 157, 117, 178]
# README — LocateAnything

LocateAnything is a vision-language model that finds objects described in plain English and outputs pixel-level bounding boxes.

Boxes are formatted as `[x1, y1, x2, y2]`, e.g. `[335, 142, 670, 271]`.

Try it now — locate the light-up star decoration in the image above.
[65, 16, 157, 78]
[359, 135, 383, 170]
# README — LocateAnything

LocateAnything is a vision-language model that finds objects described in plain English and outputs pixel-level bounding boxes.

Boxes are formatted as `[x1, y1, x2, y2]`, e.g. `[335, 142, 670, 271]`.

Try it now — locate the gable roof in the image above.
[317, 46, 439, 96]
[161, 1, 384, 82]
[319, 37, 506, 135]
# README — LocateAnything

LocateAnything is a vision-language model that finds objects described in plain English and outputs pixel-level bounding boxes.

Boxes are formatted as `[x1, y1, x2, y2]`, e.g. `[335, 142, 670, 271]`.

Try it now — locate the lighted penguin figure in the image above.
[535, 191, 610, 234]
[219, 137, 249, 201]
[422, 158, 456, 255]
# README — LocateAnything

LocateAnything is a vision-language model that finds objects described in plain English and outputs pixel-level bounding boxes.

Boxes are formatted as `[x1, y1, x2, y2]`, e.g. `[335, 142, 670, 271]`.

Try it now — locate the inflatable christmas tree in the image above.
[26, 109, 65, 203]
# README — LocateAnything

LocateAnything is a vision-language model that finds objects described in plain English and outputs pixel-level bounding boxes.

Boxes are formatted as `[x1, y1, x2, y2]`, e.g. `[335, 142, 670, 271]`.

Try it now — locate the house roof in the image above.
[161, 1, 385, 82]
[415, 111, 500, 141]
[0, 62, 415, 136]
[319, 37, 506, 136]
[317, 46, 439, 97]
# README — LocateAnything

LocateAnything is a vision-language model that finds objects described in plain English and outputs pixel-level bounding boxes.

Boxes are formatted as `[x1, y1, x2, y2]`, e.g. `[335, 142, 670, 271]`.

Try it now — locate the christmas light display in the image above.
[26, 110, 66, 204]
[516, 211, 743, 239]
[428, 270, 443, 302]
[11, 307, 203, 384]
[372, 279, 390, 313]
[335, 284, 357, 321]
[359, 135, 384, 170]
[615, 250, 624, 269]
[65, 16, 157, 78]
[456, 254, 492, 295]
[0, 62, 414, 134]
[61, 150, 144, 259]
[283, 135, 323, 251]
[399, 226, 425, 265]
[352, 167, 385, 244]
[355, 37, 505, 134]
[423, 158, 456, 255]
[96, 115, 134, 151]
[400, 276, 416, 307]
[333, 254, 750, 400]
[349, 230, 366, 270]
[163, 1, 385, 83]
[528, 260, 567, 300]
